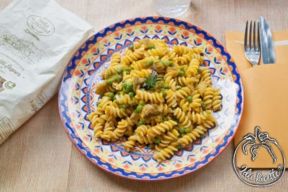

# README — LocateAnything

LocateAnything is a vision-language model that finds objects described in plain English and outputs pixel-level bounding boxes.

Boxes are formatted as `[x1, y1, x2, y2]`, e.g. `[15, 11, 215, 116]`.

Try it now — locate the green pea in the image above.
[147, 44, 155, 50]
[123, 66, 131, 72]
[135, 104, 144, 113]
[184, 127, 192, 133]
[176, 144, 182, 150]
[123, 82, 134, 93]
[106, 79, 114, 85]
[187, 96, 193, 103]
[128, 45, 134, 51]
[116, 66, 123, 73]
[106, 92, 115, 100]
[161, 60, 173, 67]
[154, 137, 161, 145]
[128, 92, 135, 97]
[120, 104, 127, 109]
[163, 83, 170, 89]
[137, 119, 145, 126]
[161, 89, 167, 97]
[179, 127, 186, 135]
[168, 61, 174, 67]
[107, 74, 121, 85]
[145, 59, 154, 67]
[162, 117, 168, 122]
[178, 68, 185, 76]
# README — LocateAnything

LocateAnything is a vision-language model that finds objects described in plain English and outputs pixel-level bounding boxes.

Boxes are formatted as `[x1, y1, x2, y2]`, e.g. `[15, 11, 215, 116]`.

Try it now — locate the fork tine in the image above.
[257, 22, 261, 51]
[244, 20, 261, 66]
[249, 21, 252, 49]
[244, 21, 248, 50]
[253, 21, 256, 49]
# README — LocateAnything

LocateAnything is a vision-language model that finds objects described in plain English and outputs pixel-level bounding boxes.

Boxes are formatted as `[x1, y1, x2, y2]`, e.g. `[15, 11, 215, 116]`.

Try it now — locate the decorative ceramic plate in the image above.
[58, 17, 243, 181]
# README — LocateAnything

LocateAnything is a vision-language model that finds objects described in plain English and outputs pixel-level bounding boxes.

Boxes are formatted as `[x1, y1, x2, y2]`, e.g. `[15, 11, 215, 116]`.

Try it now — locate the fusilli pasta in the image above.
[88, 39, 223, 162]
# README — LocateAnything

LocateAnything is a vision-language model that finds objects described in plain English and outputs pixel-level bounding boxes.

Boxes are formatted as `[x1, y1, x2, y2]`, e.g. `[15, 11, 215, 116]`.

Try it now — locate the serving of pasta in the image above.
[87, 39, 222, 162]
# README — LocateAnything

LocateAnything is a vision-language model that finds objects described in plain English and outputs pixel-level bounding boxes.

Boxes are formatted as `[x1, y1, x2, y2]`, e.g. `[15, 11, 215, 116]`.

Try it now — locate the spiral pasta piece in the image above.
[100, 118, 134, 141]
[177, 125, 207, 147]
[115, 94, 134, 105]
[110, 52, 121, 67]
[212, 89, 222, 112]
[165, 89, 177, 108]
[129, 69, 152, 78]
[103, 121, 115, 133]
[146, 47, 168, 58]
[158, 129, 180, 148]
[174, 108, 191, 128]
[105, 105, 128, 118]
[174, 54, 191, 65]
[135, 90, 163, 103]
[90, 114, 108, 137]
[131, 56, 158, 70]
[175, 87, 191, 99]
[123, 134, 138, 151]
[147, 120, 177, 140]
[173, 45, 191, 56]
[202, 87, 214, 110]
[135, 125, 151, 144]
[121, 49, 145, 65]
[153, 144, 178, 161]
[177, 77, 194, 87]
[187, 58, 200, 77]
[190, 111, 208, 124]
[200, 67, 212, 85]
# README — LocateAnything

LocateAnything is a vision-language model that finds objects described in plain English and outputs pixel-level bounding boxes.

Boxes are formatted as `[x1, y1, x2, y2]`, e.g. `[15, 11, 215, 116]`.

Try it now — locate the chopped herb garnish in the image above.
[144, 72, 157, 90]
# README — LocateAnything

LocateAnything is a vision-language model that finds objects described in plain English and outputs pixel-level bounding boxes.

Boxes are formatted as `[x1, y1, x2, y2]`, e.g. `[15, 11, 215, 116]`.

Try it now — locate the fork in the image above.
[244, 21, 261, 66]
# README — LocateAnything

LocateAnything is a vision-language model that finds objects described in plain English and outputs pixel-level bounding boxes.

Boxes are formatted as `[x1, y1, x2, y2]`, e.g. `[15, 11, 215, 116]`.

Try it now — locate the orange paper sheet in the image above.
[226, 31, 288, 168]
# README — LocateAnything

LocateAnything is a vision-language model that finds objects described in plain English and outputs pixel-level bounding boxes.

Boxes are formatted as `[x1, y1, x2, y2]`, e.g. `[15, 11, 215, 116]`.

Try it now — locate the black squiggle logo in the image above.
[233, 126, 286, 187]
